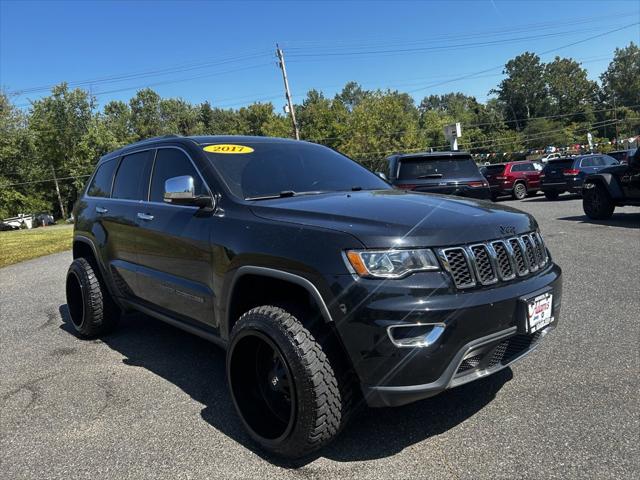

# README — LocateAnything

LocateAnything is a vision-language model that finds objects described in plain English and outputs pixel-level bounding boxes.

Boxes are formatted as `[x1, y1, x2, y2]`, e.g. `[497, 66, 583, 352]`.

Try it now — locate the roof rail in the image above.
[126, 134, 182, 148]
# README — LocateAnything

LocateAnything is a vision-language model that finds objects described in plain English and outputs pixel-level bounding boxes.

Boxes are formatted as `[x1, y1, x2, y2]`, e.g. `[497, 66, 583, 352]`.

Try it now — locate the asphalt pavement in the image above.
[1, 195, 638, 479]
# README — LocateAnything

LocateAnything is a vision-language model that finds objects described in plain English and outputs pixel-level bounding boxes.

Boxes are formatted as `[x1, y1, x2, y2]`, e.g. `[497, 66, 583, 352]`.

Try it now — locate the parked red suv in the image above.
[481, 161, 542, 200]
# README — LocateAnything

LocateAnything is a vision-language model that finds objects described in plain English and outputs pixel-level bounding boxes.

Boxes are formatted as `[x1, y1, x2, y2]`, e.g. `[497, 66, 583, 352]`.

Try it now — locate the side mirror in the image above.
[164, 175, 213, 209]
[376, 171, 389, 181]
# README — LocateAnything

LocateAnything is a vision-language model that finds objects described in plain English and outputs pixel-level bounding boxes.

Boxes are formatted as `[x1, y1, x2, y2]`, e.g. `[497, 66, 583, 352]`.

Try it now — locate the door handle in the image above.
[95, 206, 108, 214]
[137, 213, 154, 221]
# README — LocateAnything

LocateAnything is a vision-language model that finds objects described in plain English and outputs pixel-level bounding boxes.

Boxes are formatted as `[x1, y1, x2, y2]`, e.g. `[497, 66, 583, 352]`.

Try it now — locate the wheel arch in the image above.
[224, 267, 334, 339]
[72, 235, 119, 303]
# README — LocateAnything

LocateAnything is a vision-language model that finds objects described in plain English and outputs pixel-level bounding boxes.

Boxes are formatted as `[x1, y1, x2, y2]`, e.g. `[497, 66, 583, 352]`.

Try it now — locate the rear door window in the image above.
[87, 158, 118, 197]
[149, 148, 206, 202]
[112, 150, 154, 201]
[398, 156, 480, 179]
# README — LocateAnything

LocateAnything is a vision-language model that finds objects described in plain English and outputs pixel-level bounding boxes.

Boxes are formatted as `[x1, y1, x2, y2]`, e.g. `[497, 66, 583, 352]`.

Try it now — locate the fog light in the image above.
[387, 323, 446, 348]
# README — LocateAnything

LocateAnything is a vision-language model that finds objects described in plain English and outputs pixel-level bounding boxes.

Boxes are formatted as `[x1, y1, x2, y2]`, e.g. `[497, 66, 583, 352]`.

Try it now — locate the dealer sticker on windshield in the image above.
[203, 144, 254, 154]
[527, 292, 553, 333]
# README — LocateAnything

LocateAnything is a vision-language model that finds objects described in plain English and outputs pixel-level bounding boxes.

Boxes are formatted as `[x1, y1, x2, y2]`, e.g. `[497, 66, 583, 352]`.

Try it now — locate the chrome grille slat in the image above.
[468, 245, 498, 285]
[440, 248, 476, 289]
[491, 240, 517, 281]
[509, 238, 529, 276]
[439, 231, 548, 289]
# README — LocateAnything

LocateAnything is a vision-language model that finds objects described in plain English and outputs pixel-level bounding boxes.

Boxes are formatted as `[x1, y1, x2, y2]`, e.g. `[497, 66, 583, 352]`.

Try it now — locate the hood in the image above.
[250, 189, 537, 248]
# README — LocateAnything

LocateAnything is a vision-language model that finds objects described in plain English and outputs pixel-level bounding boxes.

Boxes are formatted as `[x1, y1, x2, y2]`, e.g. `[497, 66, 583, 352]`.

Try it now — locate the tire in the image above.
[583, 183, 615, 220]
[227, 305, 350, 458]
[512, 182, 527, 200]
[544, 191, 559, 200]
[65, 258, 120, 338]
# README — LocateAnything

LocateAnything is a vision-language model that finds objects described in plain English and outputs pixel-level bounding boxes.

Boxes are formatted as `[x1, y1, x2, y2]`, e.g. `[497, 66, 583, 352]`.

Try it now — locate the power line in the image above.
[7, 50, 272, 96]
[280, 11, 634, 50]
[1, 174, 91, 188]
[286, 25, 624, 60]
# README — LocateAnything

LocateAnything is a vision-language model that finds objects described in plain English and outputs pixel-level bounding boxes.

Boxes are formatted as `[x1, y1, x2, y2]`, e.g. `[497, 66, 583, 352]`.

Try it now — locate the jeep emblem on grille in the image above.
[499, 225, 516, 236]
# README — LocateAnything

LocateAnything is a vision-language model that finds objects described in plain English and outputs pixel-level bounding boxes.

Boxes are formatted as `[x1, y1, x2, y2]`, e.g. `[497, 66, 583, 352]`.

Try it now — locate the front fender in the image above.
[584, 173, 624, 199]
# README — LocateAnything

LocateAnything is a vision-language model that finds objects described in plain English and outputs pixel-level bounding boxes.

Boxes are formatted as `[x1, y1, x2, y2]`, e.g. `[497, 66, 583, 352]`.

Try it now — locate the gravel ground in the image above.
[1, 195, 638, 480]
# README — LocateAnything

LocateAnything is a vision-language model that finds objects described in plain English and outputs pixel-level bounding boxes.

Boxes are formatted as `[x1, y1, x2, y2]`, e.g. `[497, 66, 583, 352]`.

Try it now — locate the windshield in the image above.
[204, 141, 390, 199]
[398, 156, 480, 179]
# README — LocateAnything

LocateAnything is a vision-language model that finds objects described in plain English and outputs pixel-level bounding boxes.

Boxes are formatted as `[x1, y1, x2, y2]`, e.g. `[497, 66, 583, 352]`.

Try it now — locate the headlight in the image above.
[345, 248, 440, 278]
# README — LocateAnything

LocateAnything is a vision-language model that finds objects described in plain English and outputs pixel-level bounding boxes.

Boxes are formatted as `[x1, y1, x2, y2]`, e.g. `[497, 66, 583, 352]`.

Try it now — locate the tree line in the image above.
[1, 43, 638, 219]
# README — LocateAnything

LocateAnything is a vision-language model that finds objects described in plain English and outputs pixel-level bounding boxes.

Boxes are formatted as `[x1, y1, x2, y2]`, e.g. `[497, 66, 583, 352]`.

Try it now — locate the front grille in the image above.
[439, 232, 549, 289]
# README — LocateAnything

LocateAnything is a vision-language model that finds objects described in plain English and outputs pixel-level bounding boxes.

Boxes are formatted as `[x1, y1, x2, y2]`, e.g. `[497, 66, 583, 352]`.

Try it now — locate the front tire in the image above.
[583, 183, 615, 219]
[227, 306, 349, 458]
[512, 182, 527, 200]
[65, 258, 120, 338]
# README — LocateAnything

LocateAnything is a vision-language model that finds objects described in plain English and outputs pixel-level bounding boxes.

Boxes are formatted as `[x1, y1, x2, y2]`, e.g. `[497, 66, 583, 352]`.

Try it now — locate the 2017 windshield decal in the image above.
[203, 144, 254, 154]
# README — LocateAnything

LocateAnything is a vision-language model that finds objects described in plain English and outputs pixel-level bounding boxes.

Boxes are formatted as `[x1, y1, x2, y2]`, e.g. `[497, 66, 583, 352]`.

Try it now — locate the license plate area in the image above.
[524, 292, 553, 333]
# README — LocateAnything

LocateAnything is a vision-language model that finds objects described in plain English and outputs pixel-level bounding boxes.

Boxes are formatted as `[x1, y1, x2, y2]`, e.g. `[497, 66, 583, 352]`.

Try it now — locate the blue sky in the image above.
[1, 0, 638, 110]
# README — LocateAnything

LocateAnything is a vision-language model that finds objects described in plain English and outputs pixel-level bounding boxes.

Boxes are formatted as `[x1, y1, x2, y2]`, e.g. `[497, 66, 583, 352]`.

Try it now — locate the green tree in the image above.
[492, 52, 549, 129]
[544, 57, 597, 121]
[129, 88, 164, 139]
[601, 42, 640, 109]
[297, 89, 348, 148]
[29, 83, 94, 218]
[340, 90, 422, 171]
[335, 81, 367, 112]
[103, 100, 133, 145]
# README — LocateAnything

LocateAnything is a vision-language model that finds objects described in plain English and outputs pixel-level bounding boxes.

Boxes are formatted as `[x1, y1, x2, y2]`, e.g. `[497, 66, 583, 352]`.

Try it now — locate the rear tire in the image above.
[544, 191, 559, 200]
[227, 305, 350, 459]
[512, 182, 527, 200]
[583, 183, 615, 219]
[65, 258, 120, 338]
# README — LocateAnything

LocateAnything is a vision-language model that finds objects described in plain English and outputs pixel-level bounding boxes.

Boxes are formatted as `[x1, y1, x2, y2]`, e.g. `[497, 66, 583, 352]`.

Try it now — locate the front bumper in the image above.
[328, 263, 562, 407]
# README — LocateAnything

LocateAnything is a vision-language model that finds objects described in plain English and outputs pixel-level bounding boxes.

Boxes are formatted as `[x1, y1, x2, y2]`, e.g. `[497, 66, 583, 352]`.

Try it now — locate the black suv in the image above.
[582, 148, 640, 219]
[66, 136, 562, 458]
[540, 154, 618, 200]
[386, 151, 491, 199]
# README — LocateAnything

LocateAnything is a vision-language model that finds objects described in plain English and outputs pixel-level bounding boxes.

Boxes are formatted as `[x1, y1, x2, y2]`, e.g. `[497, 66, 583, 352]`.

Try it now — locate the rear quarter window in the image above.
[87, 159, 118, 198]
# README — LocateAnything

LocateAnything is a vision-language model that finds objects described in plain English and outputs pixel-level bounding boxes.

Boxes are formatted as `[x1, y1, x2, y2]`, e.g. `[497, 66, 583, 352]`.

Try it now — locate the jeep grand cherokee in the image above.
[66, 135, 562, 458]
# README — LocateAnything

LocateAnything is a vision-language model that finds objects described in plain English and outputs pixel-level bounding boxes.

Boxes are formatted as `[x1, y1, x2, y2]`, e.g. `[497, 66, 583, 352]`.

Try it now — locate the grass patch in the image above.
[0, 224, 73, 268]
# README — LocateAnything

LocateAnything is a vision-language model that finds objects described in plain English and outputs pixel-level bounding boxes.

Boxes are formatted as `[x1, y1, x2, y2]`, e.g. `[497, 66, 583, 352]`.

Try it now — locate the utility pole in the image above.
[613, 94, 619, 141]
[276, 44, 300, 140]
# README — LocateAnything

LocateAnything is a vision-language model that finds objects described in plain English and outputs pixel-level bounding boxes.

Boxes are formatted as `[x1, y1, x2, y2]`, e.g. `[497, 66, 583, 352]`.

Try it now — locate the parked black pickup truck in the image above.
[582, 147, 640, 219]
[66, 135, 562, 458]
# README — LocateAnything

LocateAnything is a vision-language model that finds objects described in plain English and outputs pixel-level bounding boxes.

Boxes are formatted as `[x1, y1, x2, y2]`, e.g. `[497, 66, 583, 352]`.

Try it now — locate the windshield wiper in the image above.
[245, 190, 327, 201]
[416, 173, 443, 179]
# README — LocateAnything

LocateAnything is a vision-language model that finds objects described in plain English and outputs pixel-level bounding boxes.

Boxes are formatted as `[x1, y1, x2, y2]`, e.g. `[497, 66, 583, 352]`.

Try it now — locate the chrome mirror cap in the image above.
[164, 175, 195, 203]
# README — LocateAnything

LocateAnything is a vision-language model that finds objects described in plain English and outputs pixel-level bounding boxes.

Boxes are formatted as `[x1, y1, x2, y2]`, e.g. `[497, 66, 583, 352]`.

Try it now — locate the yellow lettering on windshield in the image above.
[203, 144, 254, 154]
